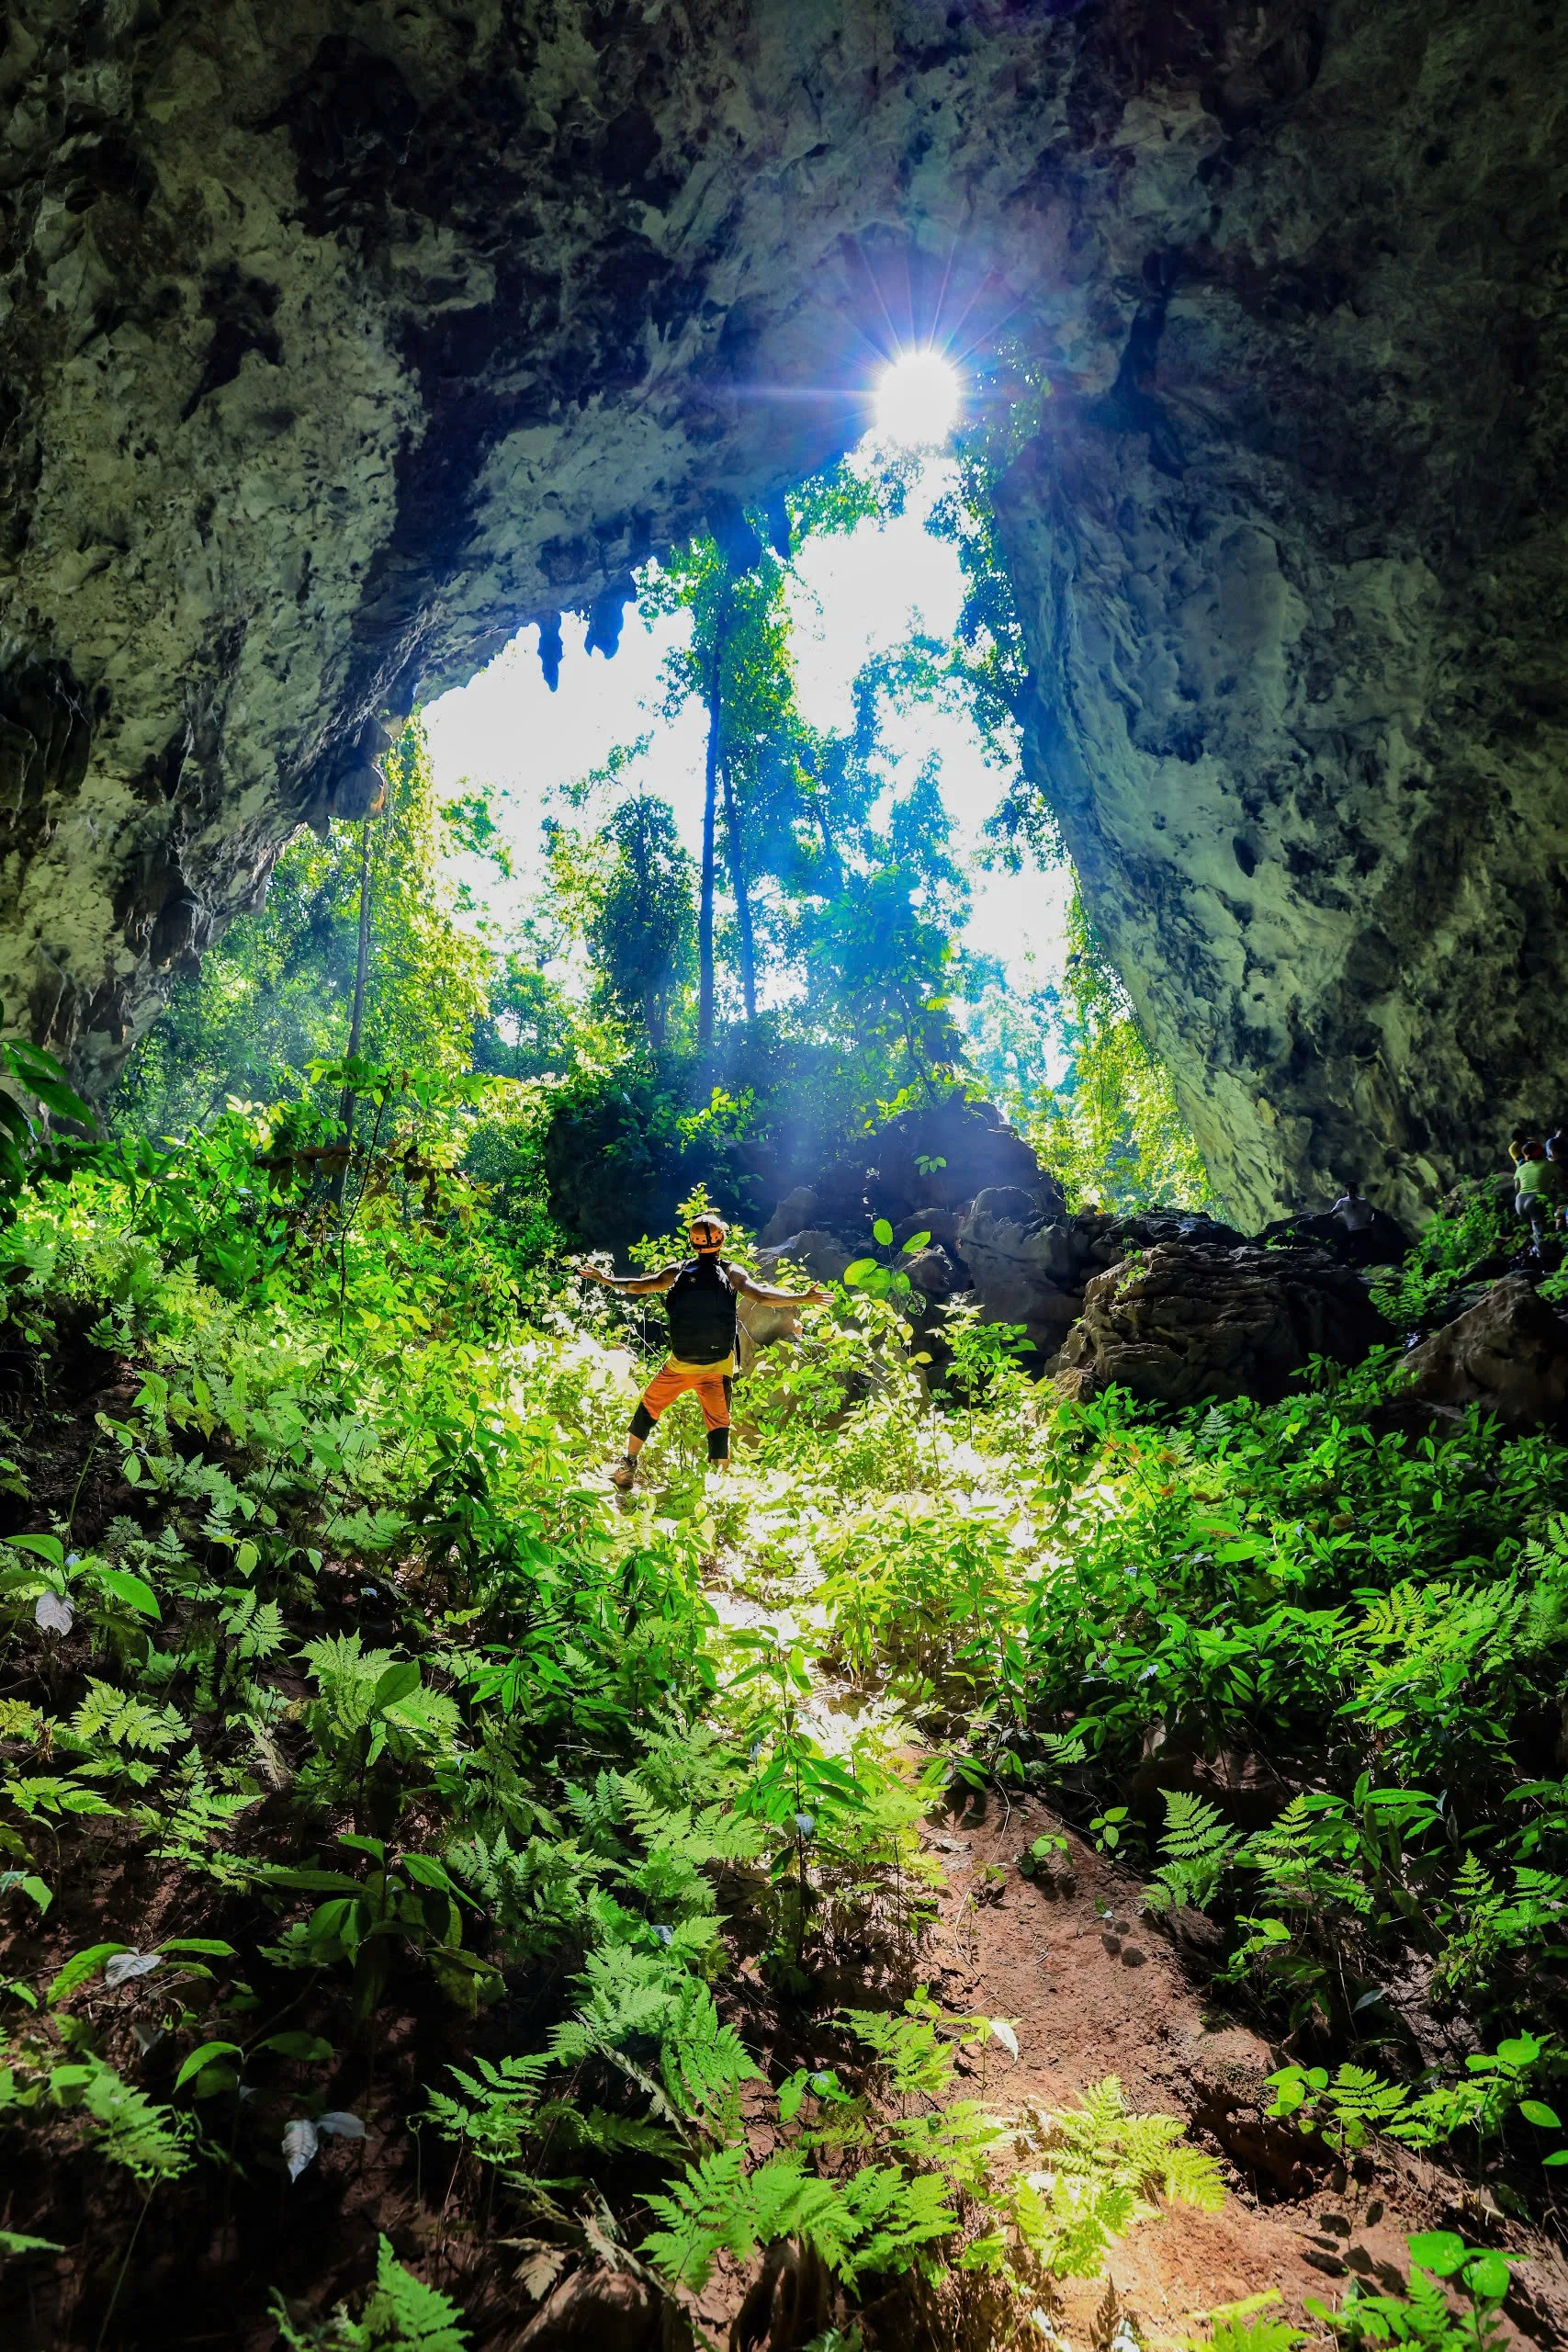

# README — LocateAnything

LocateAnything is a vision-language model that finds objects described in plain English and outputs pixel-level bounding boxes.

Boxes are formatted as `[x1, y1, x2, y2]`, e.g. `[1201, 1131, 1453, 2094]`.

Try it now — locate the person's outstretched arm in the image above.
[574, 1261, 681, 1295]
[729, 1264, 832, 1307]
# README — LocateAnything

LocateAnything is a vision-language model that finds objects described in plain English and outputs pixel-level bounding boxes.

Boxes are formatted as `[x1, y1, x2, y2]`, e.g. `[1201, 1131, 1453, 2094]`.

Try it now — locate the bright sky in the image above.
[422, 445, 1072, 995]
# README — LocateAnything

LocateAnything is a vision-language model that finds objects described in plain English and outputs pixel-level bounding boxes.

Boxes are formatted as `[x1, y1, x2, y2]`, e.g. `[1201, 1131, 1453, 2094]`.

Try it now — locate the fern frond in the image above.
[71, 1679, 187, 1756]
[1144, 1790, 1238, 1915]
[358, 2236, 469, 2349]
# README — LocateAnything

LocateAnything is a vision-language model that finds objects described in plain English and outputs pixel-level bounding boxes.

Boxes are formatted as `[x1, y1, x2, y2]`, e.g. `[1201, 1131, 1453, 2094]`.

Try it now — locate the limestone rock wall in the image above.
[1, 0, 1564, 1223]
[992, 2, 1568, 1225]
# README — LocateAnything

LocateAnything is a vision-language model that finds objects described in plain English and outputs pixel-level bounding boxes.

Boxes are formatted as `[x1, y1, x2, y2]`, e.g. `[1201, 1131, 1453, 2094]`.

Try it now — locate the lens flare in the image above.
[874, 349, 960, 447]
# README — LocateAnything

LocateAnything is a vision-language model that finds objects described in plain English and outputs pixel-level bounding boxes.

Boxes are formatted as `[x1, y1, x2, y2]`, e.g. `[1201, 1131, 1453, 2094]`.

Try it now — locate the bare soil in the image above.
[907, 1789, 1568, 2351]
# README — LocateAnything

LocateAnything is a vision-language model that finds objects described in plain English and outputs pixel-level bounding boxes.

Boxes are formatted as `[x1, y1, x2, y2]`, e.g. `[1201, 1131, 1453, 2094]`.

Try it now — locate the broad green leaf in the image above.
[48, 1942, 130, 2004]
[260, 2031, 334, 2063]
[175, 2041, 243, 2091]
[336, 1833, 387, 1861]
[91, 1567, 160, 1619]
[1407, 2231, 1466, 2278]
[900, 1230, 931, 1253]
[1519, 2099, 1561, 2130]
[6, 1533, 64, 1569]
[841, 1258, 878, 1288]
[400, 1853, 454, 1893]
[371, 1661, 421, 1712]
[0, 1872, 51, 1914]
[161, 1939, 237, 1959]
[1464, 2253, 1512, 2301]
[872, 1218, 894, 1247]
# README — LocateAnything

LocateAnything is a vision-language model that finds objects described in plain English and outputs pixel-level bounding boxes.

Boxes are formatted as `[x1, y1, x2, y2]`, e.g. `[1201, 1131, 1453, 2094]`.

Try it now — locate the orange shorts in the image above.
[630, 1360, 733, 1459]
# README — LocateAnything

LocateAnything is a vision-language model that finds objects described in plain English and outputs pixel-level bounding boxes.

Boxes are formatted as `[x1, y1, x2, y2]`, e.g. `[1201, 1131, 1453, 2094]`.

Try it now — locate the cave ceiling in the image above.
[1, 0, 1565, 1224]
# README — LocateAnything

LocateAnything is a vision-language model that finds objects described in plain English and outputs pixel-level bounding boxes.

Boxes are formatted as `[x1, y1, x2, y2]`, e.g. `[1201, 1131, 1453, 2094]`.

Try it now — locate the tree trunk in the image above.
[698, 605, 726, 1047]
[721, 758, 758, 1022]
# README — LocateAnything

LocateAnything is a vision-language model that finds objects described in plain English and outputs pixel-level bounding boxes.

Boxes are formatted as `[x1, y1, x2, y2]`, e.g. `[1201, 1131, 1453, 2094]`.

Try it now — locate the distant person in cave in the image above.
[574, 1215, 829, 1488]
[1513, 1139, 1563, 1251]
[1330, 1179, 1375, 1235]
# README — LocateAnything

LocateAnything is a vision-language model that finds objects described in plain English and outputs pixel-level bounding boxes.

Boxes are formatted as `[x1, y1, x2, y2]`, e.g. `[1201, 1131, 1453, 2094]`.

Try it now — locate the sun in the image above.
[874, 348, 961, 447]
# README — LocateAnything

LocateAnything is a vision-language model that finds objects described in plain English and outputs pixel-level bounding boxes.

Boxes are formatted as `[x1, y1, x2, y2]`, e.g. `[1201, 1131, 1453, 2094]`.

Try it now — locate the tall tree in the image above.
[698, 589, 727, 1044]
[720, 758, 758, 1021]
[645, 458, 908, 1034]
[107, 719, 488, 1137]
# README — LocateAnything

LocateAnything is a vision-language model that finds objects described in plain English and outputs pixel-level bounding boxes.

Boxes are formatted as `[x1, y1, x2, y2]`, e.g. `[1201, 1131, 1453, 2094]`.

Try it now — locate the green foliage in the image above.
[1143, 1790, 1241, 1916]
[1190, 2293, 1304, 2352]
[1311, 2232, 1517, 2352]
[273, 2235, 469, 2351]
[9, 910, 1568, 2340]
[641, 2144, 955, 2292]
[0, 2040, 193, 2178]
[1024, 889, 1215, 1214]
[0, 1015, 97, 1222]
[1372, 1176, 1515, 1328]
[111, 721, 489, 1137]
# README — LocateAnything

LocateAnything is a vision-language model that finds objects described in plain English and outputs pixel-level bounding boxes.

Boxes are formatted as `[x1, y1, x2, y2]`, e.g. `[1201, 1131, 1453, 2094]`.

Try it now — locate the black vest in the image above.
[665, 1256, 739, 1364]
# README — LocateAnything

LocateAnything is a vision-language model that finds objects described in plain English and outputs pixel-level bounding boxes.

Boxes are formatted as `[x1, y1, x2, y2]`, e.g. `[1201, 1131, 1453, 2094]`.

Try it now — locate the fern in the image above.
[840, 1996, 957, 2101]
[1190, 2292, 1303, 2352]
[273, 2234, 468, 2349]
[444, 1827, 595, 1962]
[1143, 1790, 1239, 1915]
[1017, 2075, 1224, 2231]
[70, 1679, 187, 1756]
[139, 1752, 258, 1883]
[1240, 1793, 1373, 1917]
[218, 1588, 287, 1661]
[421, 2053, 551, 2165]
[50, 2052, 193, 2178]
[656, 1979, 761, 2143]
[640, 2146, 954, 2293]
[547, 1940, 761, 2143]
[1267, 2062, 1410, 2154]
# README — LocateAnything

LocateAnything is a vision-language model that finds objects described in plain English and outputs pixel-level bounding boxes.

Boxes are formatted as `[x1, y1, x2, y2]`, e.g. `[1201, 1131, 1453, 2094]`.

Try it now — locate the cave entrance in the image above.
[108, 357, 1215, 1242]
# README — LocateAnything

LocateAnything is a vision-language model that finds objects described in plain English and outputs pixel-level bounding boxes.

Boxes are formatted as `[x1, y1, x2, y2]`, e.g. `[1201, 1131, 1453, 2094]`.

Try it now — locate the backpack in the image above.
[664, 1256, 739, 1364]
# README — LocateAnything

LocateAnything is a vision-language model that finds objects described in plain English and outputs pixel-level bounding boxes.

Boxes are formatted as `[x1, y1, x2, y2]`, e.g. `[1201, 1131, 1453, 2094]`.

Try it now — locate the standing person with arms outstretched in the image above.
[575, 1215, 829, 1487]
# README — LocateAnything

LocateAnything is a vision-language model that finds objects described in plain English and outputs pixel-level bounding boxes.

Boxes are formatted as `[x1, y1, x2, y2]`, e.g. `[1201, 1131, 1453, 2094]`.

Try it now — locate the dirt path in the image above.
[684, 1501, 1568, 2349]
[924, 1789, 1568, 2348]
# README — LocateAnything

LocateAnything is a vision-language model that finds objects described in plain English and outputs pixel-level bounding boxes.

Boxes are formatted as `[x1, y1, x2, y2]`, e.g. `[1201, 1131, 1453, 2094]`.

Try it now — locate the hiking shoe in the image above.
[609, 1457, 637, 1491]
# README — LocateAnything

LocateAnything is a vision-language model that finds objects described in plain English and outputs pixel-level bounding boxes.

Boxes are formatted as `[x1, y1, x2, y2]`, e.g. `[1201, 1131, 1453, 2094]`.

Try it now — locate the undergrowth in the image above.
[1, 1096, 1566, 2346]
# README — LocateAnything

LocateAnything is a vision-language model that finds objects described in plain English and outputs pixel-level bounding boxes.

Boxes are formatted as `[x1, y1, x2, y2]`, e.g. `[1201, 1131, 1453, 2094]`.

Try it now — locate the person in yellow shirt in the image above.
[575, 1215, 829, 1487]
[1514, 1140, 1564, 1247]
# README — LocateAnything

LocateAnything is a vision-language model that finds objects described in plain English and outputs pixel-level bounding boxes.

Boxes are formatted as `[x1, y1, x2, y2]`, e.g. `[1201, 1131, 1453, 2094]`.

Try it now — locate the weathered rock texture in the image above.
[1403, 1273, 1568, 1429]
[1051, 1238, 1393, 1405]
[3, 2, 1566, 1221]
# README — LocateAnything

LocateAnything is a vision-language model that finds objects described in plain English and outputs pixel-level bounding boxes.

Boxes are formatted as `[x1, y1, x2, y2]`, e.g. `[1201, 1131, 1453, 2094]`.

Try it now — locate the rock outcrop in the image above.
[1403, 1274, 1568, 1430]
[3, 2, 1566, 1224]
[1049, 1239, 1394, 1407]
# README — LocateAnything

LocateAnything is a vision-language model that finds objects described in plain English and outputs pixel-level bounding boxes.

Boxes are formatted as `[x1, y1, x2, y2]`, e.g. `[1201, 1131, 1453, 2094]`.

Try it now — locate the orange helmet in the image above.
[688, 1215, 728, 1254]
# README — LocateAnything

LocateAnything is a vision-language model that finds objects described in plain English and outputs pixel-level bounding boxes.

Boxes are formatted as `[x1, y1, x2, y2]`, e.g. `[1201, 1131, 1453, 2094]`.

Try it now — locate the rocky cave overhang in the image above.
[2, 0, 1565, 1227]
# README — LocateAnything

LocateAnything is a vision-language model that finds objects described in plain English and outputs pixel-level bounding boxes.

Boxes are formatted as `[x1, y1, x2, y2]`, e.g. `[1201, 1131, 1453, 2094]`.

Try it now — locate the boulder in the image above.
[736, 1290, 807, 1376]
[1049, 1240, 1394, 1408]
[758, 1184, 818, 1247]
[765, 1092, 1064, 1260]
[752, 1230, 855, 1286]
[1402, 1273, 1568, 1427]
[954, 1193, 1117, 1351]
[902, 1243, 963, 1297]
[863, 1094, 1063, 1223]
[1260, 1206, 1411, 1270]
